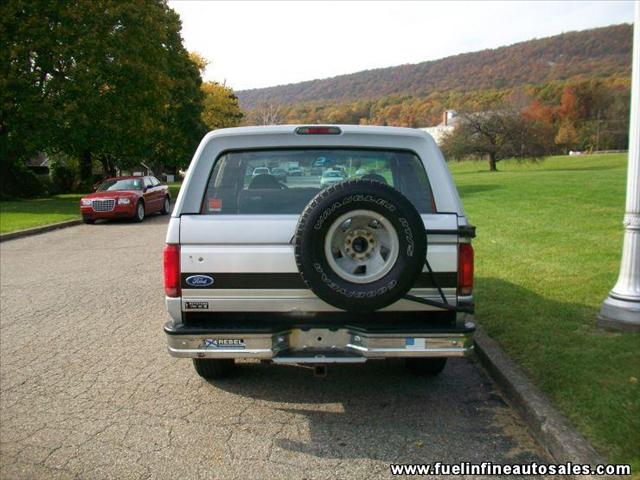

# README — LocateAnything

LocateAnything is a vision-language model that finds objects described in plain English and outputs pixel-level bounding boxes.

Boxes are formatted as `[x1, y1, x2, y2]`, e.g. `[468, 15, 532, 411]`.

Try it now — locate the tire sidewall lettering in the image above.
[314, 195, 397, 230]
[312, 262, 399, 299]
[398, 217, 416, 257]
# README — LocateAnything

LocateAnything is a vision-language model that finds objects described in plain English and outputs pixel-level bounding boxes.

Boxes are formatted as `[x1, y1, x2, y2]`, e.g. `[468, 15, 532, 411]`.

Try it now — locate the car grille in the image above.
[92, 199, 115, 212]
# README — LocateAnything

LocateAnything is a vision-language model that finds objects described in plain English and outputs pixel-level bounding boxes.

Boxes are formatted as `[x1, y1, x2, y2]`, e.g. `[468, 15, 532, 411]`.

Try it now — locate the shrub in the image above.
[50, 159, 76, 193]
[0, 161, 50, 199]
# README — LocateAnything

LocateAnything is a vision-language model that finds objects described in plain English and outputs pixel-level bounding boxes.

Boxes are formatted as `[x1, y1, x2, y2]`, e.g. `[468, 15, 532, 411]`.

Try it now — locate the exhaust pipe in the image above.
[314, 365, 328, 378]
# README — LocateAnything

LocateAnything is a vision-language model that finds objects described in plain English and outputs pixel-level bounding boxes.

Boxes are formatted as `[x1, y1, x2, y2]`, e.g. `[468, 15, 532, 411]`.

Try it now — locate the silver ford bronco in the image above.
[163, 125, 475, 378]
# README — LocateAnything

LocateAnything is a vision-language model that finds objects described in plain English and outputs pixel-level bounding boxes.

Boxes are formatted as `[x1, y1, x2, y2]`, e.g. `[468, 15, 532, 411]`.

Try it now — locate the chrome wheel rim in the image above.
[324, 209, 399, 284]
[164, 198, 169, 211]
[137, 204, 144, 220]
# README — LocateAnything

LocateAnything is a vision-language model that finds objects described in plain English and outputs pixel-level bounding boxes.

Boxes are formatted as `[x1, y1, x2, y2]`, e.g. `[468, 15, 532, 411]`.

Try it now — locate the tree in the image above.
[1, 0, 63, 196]
[555, 120, 579, 151]
[189, 52, 209, 73]
[150, 13, 206, 175]
[523, 100, 555, 125]
[256, 103, 282, 125]
[1, 0, 207, 194]
[189, 52, 243, 132]
[47, 0, 177, 187]
[440, 111, 552, 171]
[557, 86, 579, 122]
[201, 82, 243, 131]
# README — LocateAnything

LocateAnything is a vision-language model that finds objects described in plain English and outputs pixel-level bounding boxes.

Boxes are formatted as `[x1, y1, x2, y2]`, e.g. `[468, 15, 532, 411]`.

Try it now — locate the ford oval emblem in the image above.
[185, 275, 214, 287]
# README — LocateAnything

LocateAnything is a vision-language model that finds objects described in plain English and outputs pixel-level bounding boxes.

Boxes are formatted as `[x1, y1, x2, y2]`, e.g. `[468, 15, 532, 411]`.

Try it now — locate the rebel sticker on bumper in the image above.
[202, 339, 246, 349]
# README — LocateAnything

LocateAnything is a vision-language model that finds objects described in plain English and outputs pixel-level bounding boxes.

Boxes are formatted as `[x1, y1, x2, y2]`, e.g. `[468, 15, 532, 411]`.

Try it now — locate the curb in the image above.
[0, 219, 83, 243]
[473, 327, 606, 473]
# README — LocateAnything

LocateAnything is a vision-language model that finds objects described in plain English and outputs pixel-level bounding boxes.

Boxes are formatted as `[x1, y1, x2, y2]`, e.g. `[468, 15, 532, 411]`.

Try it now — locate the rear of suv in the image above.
[163, 125, 475, 379]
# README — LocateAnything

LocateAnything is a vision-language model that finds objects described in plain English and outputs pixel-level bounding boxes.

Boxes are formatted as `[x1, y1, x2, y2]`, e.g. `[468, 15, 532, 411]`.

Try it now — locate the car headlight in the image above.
[81, 199, 92, 206]
[118, 197, 131, 205]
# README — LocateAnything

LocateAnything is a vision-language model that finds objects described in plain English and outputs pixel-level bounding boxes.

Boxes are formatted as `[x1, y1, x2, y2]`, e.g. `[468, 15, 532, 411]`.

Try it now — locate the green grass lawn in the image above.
[449, 153, 640, 469]
[0, 194, 84, 234]
[168, 182, 182, 200]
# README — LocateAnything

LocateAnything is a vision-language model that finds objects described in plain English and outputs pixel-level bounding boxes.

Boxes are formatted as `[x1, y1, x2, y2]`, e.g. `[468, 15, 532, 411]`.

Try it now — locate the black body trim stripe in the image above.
[181, 272, 457, 289]
[425, 225, 476, 238]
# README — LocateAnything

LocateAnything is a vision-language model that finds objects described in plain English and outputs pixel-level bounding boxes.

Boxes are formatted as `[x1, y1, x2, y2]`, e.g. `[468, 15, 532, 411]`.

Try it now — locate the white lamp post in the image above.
[598, 1, 640, 332]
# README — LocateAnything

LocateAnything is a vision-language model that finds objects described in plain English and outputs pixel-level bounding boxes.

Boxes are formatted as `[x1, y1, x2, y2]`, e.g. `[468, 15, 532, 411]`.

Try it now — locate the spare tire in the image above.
[294, 179, 427, 312]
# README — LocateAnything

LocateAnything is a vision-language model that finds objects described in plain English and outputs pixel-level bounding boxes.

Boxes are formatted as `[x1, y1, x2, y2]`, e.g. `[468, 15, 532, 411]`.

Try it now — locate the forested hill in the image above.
[237, 24, 632, 110]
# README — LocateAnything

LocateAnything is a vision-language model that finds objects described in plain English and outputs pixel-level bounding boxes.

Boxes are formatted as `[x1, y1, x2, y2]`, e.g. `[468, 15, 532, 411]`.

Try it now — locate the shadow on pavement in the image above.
[211, 358, 547, 465]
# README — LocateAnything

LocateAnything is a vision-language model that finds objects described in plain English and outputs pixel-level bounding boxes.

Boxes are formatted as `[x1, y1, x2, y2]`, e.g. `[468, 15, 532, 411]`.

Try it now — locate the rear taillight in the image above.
[163, 244, 180, 297]
[458, 243, 474, 296]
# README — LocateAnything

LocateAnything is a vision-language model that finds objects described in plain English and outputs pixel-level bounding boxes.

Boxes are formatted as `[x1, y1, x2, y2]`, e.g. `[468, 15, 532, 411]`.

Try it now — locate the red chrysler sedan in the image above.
[80, 176, 171, 224]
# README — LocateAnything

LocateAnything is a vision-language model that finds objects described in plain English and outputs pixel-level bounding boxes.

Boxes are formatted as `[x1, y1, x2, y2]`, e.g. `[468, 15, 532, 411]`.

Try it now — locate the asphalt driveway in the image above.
[0, 216, 548, 479]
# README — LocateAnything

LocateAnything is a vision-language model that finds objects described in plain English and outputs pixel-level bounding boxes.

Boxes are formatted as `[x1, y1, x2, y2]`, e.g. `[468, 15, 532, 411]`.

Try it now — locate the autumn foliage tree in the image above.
[201, 82, 243, 130]
[189, 53, 243, 132]
[440, 110, 553, 171]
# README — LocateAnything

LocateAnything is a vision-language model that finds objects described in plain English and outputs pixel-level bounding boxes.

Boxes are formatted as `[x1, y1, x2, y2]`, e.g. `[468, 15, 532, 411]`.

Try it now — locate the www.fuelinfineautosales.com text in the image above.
[389, 461, 631, 476]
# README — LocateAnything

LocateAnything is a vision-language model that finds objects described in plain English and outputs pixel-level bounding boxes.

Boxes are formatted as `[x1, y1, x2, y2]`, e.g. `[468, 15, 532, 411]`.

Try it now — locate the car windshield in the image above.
[97, 178, 143, 191]
[203, 148, 435, 215]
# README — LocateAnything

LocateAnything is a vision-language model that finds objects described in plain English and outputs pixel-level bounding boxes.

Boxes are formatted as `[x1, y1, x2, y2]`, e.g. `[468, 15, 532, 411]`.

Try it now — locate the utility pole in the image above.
[598, 1, 640, 331]
[595, 110, 601, 152]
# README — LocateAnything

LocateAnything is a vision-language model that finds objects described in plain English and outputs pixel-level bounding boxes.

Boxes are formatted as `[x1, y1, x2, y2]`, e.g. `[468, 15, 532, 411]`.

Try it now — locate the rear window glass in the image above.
[202, 149, 434, 214]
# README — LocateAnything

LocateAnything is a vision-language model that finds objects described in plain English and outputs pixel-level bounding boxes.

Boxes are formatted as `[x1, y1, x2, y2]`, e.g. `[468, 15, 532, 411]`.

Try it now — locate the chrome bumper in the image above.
[165, 322, 474, 363]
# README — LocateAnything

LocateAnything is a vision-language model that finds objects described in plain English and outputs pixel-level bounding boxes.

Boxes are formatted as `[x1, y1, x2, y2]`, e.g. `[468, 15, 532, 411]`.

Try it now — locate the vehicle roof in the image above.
[103, 175, 149, 181]
[206, 124, 429, 140]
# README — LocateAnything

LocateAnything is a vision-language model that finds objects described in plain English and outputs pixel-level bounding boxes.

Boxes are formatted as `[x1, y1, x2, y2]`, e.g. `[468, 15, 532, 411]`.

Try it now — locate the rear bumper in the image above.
[164, 319, 475, 363]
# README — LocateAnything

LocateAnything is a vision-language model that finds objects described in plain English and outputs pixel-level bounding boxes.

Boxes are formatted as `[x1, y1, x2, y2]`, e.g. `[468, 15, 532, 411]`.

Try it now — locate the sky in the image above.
[168, 0, 635, 91]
